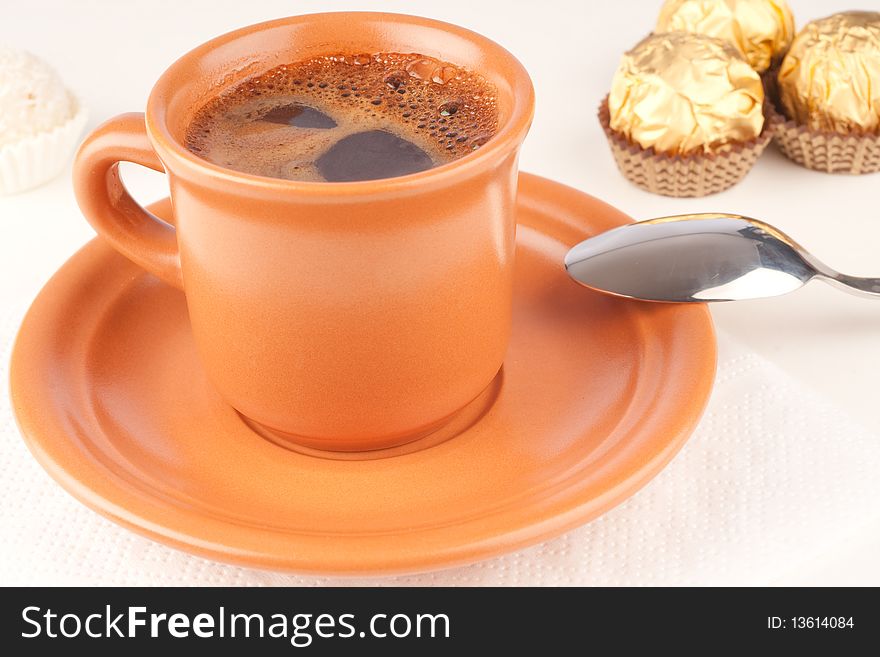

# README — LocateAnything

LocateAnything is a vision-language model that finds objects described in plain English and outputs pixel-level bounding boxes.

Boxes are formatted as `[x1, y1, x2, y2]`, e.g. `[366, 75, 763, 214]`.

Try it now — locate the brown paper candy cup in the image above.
[598, 97, 771, 197]
[763, 74, 880, 175]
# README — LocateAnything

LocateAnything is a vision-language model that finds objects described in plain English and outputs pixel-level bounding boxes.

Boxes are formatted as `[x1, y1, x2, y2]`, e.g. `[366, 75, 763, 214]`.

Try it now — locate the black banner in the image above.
[1, 587, 874, 654]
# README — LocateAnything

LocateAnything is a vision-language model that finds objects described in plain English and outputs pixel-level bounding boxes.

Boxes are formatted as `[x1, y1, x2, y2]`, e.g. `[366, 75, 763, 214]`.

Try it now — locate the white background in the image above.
[1, 0, 879, 585]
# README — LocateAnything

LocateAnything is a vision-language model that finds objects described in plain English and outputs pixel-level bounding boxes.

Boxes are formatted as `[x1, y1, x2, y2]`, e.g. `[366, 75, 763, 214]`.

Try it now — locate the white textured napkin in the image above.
[2, 296, 880, 585]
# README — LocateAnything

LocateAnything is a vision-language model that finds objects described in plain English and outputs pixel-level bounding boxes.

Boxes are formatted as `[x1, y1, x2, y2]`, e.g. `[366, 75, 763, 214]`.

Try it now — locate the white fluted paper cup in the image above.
[0, 99, 87, 195]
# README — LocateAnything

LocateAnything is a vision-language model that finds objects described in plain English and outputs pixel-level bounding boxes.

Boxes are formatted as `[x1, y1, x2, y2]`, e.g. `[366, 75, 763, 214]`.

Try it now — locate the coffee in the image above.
[185, 53, 499, 182]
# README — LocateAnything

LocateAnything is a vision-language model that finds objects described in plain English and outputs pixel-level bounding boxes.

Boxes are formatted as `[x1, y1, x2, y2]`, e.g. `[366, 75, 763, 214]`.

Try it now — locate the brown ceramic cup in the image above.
[73, 12, 534, 452]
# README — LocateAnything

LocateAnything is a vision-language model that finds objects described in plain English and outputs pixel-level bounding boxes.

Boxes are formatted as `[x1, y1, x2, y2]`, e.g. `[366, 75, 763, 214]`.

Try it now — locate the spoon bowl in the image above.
[565, 213, 880, 303]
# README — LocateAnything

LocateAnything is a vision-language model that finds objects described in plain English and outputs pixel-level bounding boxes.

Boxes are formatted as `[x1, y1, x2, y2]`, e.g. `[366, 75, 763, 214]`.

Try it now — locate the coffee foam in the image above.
[185, 53, 499, 182]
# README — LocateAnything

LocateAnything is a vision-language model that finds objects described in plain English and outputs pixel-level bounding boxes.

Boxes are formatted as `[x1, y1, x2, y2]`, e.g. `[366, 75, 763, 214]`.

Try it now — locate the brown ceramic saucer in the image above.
[10, 173, 716, 576]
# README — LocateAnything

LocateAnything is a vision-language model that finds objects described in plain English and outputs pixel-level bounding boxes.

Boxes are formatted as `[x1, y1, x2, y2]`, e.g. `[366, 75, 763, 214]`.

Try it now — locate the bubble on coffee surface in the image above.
[185, 53, 499, 182]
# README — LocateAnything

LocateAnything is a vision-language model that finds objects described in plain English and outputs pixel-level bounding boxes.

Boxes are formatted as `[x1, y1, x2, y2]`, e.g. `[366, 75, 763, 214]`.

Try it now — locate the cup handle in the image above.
[73, 112, 183, 290]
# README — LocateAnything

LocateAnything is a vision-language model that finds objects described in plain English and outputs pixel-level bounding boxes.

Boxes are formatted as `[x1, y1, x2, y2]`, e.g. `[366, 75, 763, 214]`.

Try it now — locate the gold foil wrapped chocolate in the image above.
[656, 0, 795, 72]
[608, 32, 764, 155]
[778, 11, 880, 134]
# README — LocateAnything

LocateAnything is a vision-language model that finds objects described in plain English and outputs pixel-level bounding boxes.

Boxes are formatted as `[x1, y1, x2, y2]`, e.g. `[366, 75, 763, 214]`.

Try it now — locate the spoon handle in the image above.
[820, 273, 880, 298]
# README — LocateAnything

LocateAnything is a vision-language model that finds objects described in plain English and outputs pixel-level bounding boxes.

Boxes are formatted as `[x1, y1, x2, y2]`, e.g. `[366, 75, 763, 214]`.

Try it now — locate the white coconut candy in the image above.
[0, 46, 87, 194]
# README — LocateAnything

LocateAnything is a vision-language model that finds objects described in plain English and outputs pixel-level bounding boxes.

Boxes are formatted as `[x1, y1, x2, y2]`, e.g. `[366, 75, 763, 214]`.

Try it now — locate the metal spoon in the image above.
[564, 213, 880, 303]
